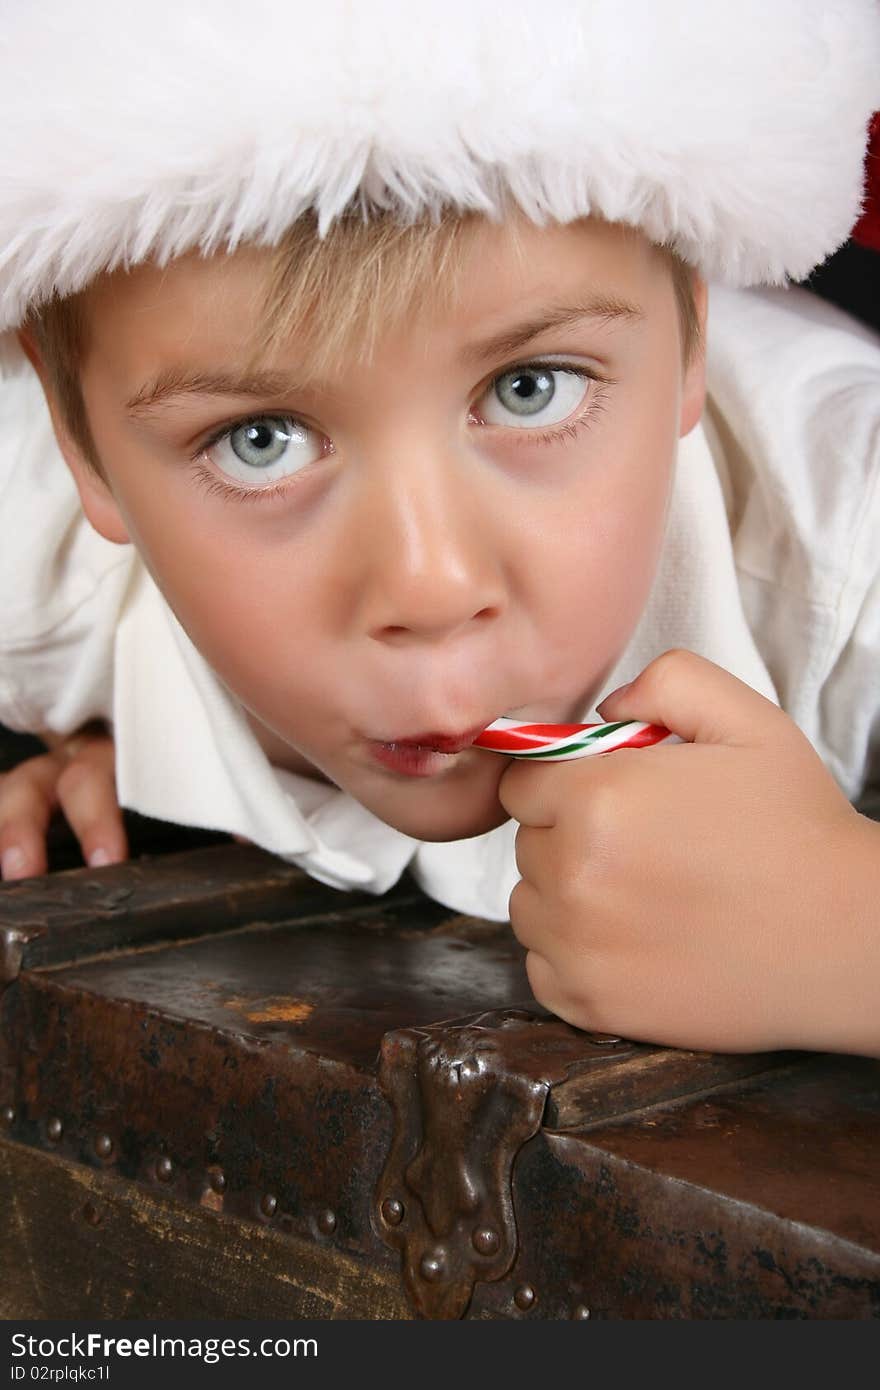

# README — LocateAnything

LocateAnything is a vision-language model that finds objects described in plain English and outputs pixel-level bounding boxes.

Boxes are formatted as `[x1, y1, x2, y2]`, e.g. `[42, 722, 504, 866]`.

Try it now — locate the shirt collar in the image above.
[113, 568, 419, 892]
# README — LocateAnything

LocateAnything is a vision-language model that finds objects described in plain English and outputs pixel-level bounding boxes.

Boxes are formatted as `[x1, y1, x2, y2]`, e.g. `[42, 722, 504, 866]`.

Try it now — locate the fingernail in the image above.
[597, 680, 632, 715]
[1, 847, 27, 880]
[88, 848, 112, 867]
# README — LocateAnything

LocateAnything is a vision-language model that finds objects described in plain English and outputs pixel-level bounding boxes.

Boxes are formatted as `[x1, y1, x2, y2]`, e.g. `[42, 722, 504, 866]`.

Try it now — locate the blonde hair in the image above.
[29, 213, 701, 473]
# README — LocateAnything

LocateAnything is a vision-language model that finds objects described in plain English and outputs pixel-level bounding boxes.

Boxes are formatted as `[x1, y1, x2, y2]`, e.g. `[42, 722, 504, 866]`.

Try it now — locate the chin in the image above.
[371, 788, 511, 843]
[400, 805, 511, 843]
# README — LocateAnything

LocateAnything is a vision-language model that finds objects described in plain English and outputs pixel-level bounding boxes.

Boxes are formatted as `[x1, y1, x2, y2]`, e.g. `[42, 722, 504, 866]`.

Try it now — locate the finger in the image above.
[513, 823, 551, 886]
[499, 752, 617, 832]
[497, 759, 563, 828]
[524, 950, 577, 1026]
[0, 821, 50, 880]
[507, 876, 548, 953]
[596, 648, 787, 747]
[510, 881, 583, 1010]
[0, 756, 62, 879]
[56, 753, 128, 868]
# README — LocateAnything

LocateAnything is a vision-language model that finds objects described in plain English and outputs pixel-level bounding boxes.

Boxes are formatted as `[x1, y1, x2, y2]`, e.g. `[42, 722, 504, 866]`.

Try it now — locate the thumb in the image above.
[596, 648, 785, 747]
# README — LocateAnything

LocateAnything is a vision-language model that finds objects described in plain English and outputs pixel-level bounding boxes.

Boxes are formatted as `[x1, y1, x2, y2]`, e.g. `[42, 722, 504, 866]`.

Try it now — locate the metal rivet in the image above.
[156, 1155, 173, 1182]
[1, 1105, 14, 1126]
[514, 1284, 536, 1311]
[472, 1226, 501, 1256]
[82, 1202, 102, 1227]
[317, 1209, 337, 1235]
[209, 1169, 226, 1194]
[260, 1193, 278, 1218]
[572, 1304, 591, 1320]
[381, 1197, 404, 1226]
[94, 1134, 113, 1158]
[47, 1117, 63, 1141]
[419, 1252, 446, 1283]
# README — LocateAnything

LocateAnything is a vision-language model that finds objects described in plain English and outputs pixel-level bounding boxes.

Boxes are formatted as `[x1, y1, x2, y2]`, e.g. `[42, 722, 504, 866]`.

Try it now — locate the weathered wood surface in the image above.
[1, 842, 419, 969]
[531, 1056, 880, 1319]
[4, 1050, 880, 1319]
[1, 834, 879, 1318]
[0, 1135, 412, 1319]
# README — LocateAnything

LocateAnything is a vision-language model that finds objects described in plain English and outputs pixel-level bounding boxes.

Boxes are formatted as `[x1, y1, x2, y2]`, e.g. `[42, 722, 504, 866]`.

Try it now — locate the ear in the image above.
[678, 273, 708, 439]
[17, 327, 131, 545]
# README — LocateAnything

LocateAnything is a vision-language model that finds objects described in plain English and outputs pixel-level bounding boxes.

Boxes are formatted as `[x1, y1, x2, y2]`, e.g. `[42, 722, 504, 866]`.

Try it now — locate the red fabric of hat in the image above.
[852, 111, 880, 252]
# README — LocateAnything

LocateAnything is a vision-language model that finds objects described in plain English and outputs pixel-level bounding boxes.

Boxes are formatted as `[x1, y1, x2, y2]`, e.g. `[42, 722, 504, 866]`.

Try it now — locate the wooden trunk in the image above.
[2, 834, 879, 1321]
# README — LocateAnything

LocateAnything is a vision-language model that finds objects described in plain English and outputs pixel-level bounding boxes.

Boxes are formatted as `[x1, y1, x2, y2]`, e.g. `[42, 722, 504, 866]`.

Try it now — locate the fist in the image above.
[499, 650, 876, 1056]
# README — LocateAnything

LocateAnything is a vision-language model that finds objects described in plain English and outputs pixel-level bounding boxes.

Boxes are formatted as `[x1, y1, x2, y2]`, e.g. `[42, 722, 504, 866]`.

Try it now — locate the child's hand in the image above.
[500, 650, 880, 1057]
[0, 724, 127, 880]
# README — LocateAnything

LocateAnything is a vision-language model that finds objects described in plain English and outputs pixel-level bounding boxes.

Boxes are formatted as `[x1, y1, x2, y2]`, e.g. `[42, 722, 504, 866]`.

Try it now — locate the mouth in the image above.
[387, 727, 488, 754]
[367, 725, 490, 778]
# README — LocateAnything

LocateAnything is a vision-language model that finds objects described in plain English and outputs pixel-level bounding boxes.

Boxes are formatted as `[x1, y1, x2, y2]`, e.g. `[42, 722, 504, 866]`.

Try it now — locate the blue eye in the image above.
[479, 365, 590, 430]
[203, 415, 323, 488]
[496, 368, 556, 416]
[229, 419, 295, 467]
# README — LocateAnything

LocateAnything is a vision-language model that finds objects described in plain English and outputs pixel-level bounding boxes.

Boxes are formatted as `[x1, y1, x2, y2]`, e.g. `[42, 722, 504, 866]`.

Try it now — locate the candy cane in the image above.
[473, 717, 680, 762]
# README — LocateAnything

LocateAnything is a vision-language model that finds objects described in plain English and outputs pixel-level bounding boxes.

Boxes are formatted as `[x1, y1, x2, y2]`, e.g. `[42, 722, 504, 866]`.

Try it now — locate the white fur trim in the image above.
[0, 0, 878, 329]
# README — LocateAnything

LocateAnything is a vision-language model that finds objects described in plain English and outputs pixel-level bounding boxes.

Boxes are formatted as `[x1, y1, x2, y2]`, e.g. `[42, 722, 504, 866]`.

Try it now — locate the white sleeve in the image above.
[0, 357, 134, 737]
[706, 285, 880, 809]
[820, 561, 880, 818]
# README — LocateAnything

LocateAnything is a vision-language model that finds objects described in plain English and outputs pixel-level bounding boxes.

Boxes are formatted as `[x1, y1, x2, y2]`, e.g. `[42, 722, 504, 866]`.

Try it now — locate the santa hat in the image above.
[852, 111, 880, 252]
[0, 0, 878, 334]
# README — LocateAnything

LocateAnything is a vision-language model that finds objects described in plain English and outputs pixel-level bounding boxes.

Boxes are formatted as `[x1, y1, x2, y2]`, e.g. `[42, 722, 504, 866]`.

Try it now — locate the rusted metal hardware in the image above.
[0, 924, 44, 1000]
[375, 1008, 626, 1319]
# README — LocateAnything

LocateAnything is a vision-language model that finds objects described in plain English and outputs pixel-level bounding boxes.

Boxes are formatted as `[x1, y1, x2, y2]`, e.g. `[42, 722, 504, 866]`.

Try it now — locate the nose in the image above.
[351, 447, 506, 645]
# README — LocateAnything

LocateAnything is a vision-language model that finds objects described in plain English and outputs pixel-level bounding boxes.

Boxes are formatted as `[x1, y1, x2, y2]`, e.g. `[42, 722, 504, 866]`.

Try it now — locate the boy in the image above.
[1, 0, 879, 1057]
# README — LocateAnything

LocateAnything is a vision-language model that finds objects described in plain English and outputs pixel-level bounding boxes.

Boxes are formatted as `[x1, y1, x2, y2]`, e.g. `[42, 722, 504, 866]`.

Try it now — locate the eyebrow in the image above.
[125, 368, 299, 419]
[125, 294, 645, 417]
[459, 293, 645, 365]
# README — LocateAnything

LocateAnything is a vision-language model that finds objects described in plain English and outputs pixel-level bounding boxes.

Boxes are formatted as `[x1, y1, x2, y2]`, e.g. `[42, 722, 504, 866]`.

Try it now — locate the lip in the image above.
[366, 725, 490, 778]
[387, 727, 488, 754]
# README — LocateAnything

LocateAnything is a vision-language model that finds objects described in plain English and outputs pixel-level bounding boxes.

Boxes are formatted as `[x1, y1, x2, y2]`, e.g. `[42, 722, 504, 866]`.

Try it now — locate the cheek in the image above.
[109, 469, 330, 696]
[530, 405, 677, 682]
[591, 447, 674, 613]
[539, 411, 675, 625]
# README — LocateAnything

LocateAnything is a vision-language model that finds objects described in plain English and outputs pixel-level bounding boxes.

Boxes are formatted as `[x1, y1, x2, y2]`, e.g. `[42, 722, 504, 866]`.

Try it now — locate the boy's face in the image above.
[50, 218, 705, 841]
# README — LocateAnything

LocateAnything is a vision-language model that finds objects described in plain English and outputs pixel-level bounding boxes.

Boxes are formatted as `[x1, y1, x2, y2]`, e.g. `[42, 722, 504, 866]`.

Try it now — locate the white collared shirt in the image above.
[1, 285, 878, 919]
